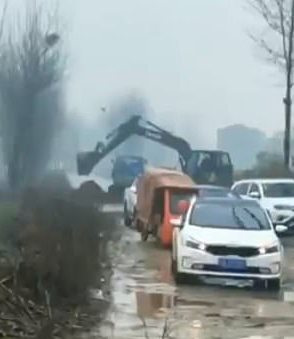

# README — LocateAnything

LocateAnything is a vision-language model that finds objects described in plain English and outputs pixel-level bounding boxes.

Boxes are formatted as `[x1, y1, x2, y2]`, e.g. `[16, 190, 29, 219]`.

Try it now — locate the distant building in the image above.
[265, 129, 294, 156]
[217, 124, 266, 170]
[265, 131, 283, 154]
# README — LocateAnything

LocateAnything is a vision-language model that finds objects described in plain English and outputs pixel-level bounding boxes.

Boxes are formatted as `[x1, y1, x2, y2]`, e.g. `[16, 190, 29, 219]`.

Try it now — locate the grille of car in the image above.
[206, 245, 259, 257]
[201, 264, 260, 274]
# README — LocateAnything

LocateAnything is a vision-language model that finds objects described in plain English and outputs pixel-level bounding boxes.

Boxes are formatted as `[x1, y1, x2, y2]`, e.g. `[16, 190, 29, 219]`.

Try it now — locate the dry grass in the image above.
[0, 172, 117, 337]
[17, 187, 114, 301]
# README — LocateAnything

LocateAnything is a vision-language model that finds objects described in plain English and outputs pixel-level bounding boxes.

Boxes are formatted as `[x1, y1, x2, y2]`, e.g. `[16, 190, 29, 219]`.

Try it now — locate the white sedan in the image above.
[172, 197, 286, 290]
[123, 177, 139, 227]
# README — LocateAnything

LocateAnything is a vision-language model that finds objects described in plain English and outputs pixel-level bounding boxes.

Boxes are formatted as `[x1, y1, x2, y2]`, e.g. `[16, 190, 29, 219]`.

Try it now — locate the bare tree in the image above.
[250, 0, 294, 168]
[0, 0, 66, 189]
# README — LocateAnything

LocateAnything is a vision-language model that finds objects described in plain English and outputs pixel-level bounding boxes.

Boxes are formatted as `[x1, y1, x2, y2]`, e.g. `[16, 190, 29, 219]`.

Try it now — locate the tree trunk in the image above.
[283, 0, 294, 170]
[284, 90, 292, 169]
[8, 141, 22, 191]
[8, 157, 20, 190]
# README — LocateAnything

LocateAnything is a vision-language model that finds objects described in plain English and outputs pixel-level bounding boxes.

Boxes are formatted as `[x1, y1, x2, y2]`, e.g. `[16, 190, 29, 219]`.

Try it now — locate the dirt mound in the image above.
[72, 180, 106, 206]
[37, 170, 72, 195]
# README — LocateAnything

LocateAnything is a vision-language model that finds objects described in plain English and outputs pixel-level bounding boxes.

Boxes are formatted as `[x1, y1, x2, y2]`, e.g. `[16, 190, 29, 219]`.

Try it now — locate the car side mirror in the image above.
[249, 191, 261, 199]
[275, 224, 288, 234]
[171, 217, 183, 228]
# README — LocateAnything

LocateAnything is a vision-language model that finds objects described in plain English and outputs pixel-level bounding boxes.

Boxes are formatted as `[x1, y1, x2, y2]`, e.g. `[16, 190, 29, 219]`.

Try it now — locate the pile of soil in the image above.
[72, 180, 106, 206]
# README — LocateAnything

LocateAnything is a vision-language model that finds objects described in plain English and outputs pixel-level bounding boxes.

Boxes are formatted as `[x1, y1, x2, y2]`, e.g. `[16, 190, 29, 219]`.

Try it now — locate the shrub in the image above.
[17, 188, 113, 301]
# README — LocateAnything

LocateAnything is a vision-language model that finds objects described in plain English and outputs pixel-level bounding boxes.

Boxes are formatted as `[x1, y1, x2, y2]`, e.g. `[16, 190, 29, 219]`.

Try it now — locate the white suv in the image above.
[232, 179, 294, 224]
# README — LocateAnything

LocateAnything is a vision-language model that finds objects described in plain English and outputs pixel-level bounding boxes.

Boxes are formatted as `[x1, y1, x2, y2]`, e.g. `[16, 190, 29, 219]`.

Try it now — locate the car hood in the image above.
[263, 197, 294, 209]
[183, 225, 278, 247]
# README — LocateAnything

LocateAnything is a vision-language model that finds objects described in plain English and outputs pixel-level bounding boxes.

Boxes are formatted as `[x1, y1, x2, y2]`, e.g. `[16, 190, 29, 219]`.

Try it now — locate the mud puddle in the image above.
[99, 227, 294, 339]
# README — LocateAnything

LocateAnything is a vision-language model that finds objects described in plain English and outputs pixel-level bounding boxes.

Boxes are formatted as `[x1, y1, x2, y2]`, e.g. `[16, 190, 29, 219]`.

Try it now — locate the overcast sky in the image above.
[61, 0, 284, 147]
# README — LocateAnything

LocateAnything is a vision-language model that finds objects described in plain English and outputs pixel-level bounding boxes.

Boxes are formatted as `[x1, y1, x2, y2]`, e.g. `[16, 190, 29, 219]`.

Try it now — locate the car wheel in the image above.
[171, 255, 186, 285]
[171, 256, 176, 274]
[253, 278, 281, 291]
[124, 215, 132, 227]
[123, 203, 132, 227]
[131, 208, 137, 229]
[267, 278, 281, 291]
[253, 279, 265, 290]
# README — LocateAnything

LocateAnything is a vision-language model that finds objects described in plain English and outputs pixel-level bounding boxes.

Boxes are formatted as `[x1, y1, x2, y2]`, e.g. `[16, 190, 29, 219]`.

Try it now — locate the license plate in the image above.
[218, 258, 246, 270]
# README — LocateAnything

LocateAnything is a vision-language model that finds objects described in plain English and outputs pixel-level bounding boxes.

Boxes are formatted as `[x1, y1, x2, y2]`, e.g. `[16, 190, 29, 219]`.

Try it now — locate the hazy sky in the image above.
[62, 0, 284, 147]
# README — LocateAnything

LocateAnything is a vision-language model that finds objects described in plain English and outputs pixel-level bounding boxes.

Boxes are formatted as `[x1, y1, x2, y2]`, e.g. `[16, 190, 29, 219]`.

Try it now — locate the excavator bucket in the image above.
[77, 151, 100, 176]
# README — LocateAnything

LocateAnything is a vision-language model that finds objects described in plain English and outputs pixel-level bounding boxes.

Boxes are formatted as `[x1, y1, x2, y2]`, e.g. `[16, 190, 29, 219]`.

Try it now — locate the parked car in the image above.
[123, 176, 139, 226]
[197, 185, 240, 198]
[171, 197, 286, 290]
[232, 179, 294, 225]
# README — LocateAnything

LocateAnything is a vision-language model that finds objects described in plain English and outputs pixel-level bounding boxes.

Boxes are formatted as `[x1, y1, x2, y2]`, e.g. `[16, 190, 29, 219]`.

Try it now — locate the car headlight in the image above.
[258, 244, 279, 255]
[274, 204, 293, 211]
[186, 240, 206, 251]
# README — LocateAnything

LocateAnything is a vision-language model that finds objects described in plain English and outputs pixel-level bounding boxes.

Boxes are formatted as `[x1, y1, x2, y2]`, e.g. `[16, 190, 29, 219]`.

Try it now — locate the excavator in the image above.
[77, 115, 233, 195]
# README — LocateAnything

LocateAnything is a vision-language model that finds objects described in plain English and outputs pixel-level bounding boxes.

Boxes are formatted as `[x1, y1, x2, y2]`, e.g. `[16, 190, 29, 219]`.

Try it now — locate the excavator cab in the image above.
[185, 150, 233, 187]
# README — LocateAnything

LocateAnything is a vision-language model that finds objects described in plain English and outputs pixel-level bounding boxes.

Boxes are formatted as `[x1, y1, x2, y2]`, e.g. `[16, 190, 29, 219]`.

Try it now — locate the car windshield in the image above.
[170, 191, 195, 214]
[262, 182, 294, 198]
[199, 188, 236, 198]
[190, 202, 271, 230]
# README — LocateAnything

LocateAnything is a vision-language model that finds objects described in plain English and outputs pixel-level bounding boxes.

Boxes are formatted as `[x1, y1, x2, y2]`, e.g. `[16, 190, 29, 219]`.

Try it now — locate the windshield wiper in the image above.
[232, 207, 246, 229]
[242, 207, 266, 230]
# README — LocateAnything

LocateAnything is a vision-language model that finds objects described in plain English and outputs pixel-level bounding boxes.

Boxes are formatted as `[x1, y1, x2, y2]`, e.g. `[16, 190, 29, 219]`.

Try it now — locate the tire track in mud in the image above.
[100, 221, 294, 339]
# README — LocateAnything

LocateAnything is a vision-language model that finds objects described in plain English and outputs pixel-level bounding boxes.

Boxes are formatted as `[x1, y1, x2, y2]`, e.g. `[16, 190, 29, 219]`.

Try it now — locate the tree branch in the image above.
[250, 0, 285, 36]
[275, 0, 289, 66]
[0, 0, 8, 44]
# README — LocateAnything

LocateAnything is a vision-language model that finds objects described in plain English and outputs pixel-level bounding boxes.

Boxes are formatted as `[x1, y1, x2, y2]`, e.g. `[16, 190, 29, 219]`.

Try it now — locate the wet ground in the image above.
[97, 218, 294, 339]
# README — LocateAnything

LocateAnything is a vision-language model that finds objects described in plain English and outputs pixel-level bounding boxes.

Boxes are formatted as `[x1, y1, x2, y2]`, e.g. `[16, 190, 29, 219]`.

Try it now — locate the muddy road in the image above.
[98, 213, 294, 339]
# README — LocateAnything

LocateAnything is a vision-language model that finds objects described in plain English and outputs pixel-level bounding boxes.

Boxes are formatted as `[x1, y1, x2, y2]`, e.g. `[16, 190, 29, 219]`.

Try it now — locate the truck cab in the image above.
[109, 155, 147, 194]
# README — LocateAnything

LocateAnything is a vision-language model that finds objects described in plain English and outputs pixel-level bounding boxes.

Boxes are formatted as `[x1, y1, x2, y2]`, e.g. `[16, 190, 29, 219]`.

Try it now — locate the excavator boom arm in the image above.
[77, 115, 192, 175]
